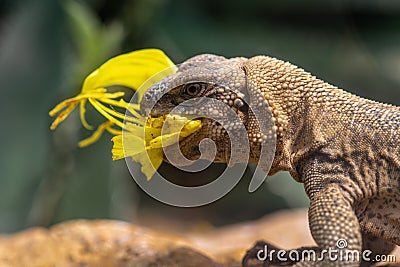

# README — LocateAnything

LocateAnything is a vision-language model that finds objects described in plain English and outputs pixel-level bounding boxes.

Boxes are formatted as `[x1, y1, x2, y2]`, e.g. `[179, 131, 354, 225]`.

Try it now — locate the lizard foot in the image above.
[242, 240, 295, 267]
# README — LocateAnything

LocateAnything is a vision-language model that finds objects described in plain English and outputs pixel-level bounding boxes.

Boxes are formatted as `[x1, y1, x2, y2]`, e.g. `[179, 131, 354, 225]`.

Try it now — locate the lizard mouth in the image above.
[180, 118, 230, 163]
[156, 115, 204, 165]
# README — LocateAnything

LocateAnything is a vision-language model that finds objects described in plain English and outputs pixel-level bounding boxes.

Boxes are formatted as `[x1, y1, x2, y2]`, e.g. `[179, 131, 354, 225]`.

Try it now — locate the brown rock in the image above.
[0, 209, 398, 266]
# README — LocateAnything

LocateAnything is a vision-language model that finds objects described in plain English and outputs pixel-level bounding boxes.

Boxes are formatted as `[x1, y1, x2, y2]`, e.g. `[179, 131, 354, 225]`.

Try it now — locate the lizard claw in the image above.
[242, 240, 271, 267]
[242, 240, 294, 267]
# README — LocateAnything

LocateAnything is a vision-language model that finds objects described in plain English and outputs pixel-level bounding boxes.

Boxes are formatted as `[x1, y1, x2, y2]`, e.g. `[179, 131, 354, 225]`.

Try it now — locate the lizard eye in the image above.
[184, 83, 202, 96]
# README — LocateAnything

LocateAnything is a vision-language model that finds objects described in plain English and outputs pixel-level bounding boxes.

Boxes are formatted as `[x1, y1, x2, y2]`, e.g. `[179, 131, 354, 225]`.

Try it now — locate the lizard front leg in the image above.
[304, 183, 362, 266]
[243, 166, 363, 266]
[243, 184, 362, 266]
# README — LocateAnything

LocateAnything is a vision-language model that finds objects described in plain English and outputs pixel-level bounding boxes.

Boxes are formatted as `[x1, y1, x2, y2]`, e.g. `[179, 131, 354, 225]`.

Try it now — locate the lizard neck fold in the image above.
[244, 55, 400, 188]
[243, 56, 320, 175]
[244, 56, 321, 137]
[244, 55, 382, 176]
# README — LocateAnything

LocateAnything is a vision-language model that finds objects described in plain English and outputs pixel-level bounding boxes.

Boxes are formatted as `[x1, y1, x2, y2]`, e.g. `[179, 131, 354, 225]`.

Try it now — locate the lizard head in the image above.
[140, 54, 276, 167]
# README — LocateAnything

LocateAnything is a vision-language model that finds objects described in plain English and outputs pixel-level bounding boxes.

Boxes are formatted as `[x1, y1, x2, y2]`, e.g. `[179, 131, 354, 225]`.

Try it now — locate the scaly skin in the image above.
[141, 54, 400, 266]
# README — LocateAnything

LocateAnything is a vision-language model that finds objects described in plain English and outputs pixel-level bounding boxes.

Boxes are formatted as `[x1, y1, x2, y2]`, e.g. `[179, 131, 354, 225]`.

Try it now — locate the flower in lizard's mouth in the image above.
[49, 49, 202, 180]
[111, 115, 201, 179]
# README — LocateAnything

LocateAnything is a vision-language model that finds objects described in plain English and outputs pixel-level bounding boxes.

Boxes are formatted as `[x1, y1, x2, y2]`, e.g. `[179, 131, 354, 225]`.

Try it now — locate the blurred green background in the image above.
[0, 0, 399, 234]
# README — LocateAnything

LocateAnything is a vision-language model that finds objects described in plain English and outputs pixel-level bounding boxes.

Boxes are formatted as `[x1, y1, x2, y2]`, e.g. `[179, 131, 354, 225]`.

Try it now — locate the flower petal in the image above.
[132, 148, 163, 181]
[111, 134, 146, 160]
[148, 132, 180, 148]
[179, 120, 202, 137]
[82, 49, 177, 99]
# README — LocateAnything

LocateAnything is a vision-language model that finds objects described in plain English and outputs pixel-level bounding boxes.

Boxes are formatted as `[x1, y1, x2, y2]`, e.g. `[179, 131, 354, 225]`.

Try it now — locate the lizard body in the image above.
[141, 54, 400, 266]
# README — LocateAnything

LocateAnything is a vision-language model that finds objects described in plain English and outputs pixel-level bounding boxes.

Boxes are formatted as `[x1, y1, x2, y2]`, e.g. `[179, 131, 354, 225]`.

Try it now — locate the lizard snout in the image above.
[140, 82, 179, 117]
[140, 91, 153, 116]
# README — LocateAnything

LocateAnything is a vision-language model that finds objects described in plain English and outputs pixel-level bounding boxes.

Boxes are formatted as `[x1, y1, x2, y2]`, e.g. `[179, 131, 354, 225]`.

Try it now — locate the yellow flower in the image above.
[49, 48, 202, 180]
[49, 48, 177, 143]
[112, 115, 202, 180]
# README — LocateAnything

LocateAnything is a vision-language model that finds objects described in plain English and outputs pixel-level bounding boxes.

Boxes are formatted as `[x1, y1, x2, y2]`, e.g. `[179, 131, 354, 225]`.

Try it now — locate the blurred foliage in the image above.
[64, 0, 123, 88]
[0, 0, 399, 233]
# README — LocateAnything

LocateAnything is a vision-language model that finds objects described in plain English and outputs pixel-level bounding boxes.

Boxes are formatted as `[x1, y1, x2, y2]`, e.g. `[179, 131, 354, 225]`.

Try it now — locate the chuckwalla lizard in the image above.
[140, 54, 400, 266]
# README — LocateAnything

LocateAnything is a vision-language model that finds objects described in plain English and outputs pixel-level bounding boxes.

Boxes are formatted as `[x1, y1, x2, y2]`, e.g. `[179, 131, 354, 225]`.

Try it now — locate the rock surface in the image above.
[0, 209, 398, 266]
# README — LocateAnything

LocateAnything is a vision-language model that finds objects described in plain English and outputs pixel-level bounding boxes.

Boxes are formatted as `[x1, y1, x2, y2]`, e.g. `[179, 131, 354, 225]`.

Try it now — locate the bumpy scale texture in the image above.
[142, 54, 400, 267]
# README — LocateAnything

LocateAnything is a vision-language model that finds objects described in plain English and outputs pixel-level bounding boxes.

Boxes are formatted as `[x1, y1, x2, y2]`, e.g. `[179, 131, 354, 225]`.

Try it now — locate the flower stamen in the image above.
[78, 121, 121, 147]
